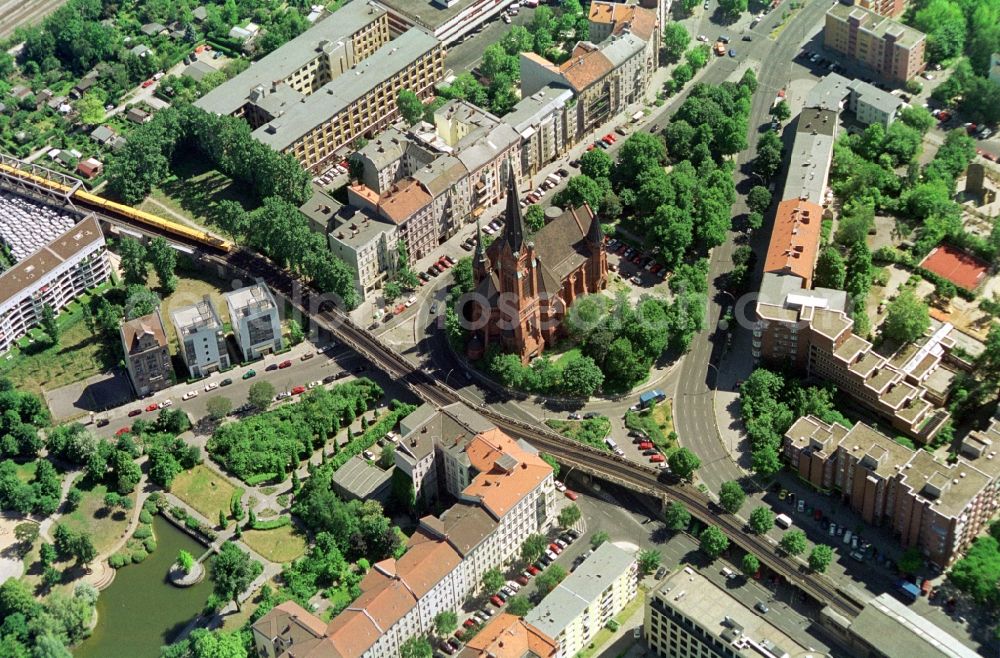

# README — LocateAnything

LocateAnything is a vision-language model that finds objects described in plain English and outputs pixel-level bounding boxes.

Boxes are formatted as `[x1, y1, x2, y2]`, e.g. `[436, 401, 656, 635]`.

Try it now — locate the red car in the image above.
[639, 441, 653, 450]
[565, 490, 579, 501]
[527, 565, 540, 575]
[463, 618, 476, 628]
[517, 575, 529, 585]
[650, 454, 665, 463]
[491, 595, 504, 607]
[141, 79, 154, 88]
[115, 427, 131, 436]
[605, 133, 616, 142]
[454, 629, 465, 640]
[128, 409, 142, 417]
[145, 403, 158, 412]
[549, 543, 561, 554]
[291, 386, 306, 395]
[278, 360, 292, 369]
[616, 244, 627, 255]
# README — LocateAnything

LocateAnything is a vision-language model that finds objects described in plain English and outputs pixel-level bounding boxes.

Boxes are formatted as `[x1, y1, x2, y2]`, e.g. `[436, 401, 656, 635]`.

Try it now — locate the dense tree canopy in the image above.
[883, 289, 931, 344]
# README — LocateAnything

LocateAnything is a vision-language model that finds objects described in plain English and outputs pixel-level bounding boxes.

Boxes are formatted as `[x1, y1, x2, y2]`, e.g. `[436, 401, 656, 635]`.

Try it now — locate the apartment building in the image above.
[755, 273, 951, 442]
[506, 84, 575, 179]
[588, 0, 659, 73]
[824, 4, 926, 83]
[375, 0, 520, 44]
[782, 107, 838, 205]
[254, 402, 556, 658]
[806, 72, 906, 128]
[120, 310, 173, 396]
[843, 593, 982, 658]
[856, 0, 906, 17]
[300, 190, 400, 303]
[197, 1, 391, 121]
[458, 613, 558, 658]
[520, 4, 656, 137]
[224, 281, 282, 362]
[0, 215, 110, 354]
[645, 567, 812, 658]
[197, 2, 444, 172]
[784, 415, 1000, 567]
[763, 199, 825, 288]
[347, 101, 520, 262]
[171, 296, 230, 377]
[525, 543, 637, 657]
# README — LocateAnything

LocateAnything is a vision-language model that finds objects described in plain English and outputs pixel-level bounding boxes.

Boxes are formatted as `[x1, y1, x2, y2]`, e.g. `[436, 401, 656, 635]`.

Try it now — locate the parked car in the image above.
[145, 403, 158, 412]
[204, 381, 219, 391]
[182, 390, 198, 401]
[490, 595, 503, 607]
[243, 369, 257, 379]
[278, 360, 292, 369]
[649, 454, 665, 463]
[565, 490, 579, 500]
[128, 409, 142, 417]
[158, 399, 173, 409]
[220, 378, 233, 386]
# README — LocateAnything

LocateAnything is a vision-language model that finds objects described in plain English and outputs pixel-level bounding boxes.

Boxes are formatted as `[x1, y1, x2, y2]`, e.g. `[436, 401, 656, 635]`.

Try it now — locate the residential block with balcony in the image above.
[824, 4, 925, 83]
[784, 415, 1000, 567]
[225, 281, 282, 362]
[120, 309, 173, 396]
[171, 296, 230, 378]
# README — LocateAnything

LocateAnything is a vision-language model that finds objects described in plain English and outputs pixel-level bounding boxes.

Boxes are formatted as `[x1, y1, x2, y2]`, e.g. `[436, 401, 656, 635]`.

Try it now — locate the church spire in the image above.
[501, 160, 525, 254]
[473, 217, 489, 277]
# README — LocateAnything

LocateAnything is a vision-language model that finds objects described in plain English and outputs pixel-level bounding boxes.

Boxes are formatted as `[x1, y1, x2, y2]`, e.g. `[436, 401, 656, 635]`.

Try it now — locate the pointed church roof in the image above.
[500, 161, 525, 254]
[474, 218, 489, 271]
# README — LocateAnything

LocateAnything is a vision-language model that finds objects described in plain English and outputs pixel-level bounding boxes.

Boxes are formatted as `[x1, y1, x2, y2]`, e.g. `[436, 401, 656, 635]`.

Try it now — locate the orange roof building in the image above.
[253, 404, 557, 658]
[588, 1, 657, 42]
[459, 613, 558, 658]
[763, 198, 824, 288]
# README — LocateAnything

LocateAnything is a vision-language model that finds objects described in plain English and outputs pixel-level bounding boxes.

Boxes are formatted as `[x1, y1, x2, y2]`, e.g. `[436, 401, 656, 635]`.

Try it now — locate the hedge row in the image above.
[251, 516, 292, 531]
[329, 403, 417, 471]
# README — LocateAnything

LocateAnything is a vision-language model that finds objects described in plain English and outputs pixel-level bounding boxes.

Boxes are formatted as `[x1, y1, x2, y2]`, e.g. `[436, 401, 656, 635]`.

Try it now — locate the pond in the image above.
[76, 515, 211, 658]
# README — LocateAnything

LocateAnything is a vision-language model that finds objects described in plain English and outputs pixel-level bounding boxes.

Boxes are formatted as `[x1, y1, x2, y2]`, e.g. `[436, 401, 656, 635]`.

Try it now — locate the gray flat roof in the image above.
[331, 455, 393, 497]
[848, 79, 905, 115]
[600, 32, 645, 67]
[806, 73, 851, 112]
[525, 543, 634, 639]
[506, 84, 573, 133]
[196, 0, 387, 116]
[781, 108, 837, 205]
[850, 593, 980, 658]
[376, 0, 485, 31]
[759, 273, 847, 312]
[252, 28, 440, 151]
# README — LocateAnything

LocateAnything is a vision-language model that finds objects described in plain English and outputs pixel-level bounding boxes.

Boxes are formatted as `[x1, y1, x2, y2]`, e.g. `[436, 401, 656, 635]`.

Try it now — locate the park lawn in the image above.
[170, 464, 241, 522]
[625, 400, 674, 451]
[241, 524, 308, 563]
[60, 481, 137, 556]
[545, 417, 612, 451]
[139, 152, 257, 241]
[14, 460, 38, 483]
[0, 292, 112, 397]
[553, 348, 583, 370]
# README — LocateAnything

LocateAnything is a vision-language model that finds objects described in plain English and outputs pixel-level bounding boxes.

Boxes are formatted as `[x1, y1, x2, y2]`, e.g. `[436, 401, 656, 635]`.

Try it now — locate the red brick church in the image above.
[467, 165, 608, 363]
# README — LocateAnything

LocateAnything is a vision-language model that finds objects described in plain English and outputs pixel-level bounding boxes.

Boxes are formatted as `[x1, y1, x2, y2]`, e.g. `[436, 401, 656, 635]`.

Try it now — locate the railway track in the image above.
[0, 166, 863, 619]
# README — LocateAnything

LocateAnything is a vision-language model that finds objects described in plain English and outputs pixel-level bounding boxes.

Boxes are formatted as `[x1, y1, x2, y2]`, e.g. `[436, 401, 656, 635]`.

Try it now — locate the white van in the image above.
[843, 530, 853, 546]
[775, 513, 792, 529]
[720, 567, 736, 579]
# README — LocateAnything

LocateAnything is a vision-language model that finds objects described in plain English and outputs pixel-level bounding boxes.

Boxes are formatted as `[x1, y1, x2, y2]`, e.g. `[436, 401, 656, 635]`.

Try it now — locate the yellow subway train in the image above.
[0, 161, 234, 254]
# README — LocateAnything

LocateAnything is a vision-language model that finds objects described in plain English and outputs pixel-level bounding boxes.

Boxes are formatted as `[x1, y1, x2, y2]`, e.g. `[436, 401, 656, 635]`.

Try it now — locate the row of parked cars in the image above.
[607, 238, 667, 282]
[520, 168, 570, 206]
[630, 430, 667, 465]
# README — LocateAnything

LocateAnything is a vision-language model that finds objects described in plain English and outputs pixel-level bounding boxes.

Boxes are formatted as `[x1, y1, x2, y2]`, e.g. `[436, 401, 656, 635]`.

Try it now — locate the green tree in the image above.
[664, 501, 691, 530]
[555, 174, 604, 210]
[590, 530, 610, 549]
[580, 147, 613, 181]
[433, 610, 457, 636]
[399, 637, 433, 658]
[884, 289, 930, 344]
[558, 504, 581, 528]
[287, 319, 304, 345]
[39, 304, 59, 345]
[482, 567, 505, 595]
[747, 211, 764, 232]
[771, 100, 791, 122]
[753, 131, 783, 181]
[72, 533, 96, 567]
[178, 550, 196, 574]
[75, 91, 106, 125]
[147, 237, 177, 294]
[741, 553, 760, 576]
[747, 186, 771, 215]
[718, 0, 748, 16]
[247, 381, 275, 410]
[779, 530, 807, 556]
[898, 547, 923, 575]
[396, 89, 424, 125]
[913, 0, 967, 62]
[525, 205, 545, 232]
[718, 481, 745, 514]
[506, 594, 533, 616]
[522, 533, 548, 563]
[899, 106, 934, 134]
[206, 397, 232, 421]
[700, 526, 729, 559]
[561, 356, 604, 397]
[814, 246, 846, 289]
[539, 453, 560, 478]
[662, 22, 690, 62]
[536, 564, 567, 595]
[808, 544, 834, 573]
[638, 548, 662, 575]
[118, 237, 149, 286]
[668, 447, 701, 481]
[210, 542, 263, 611]
[748, 506, 774, 535]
